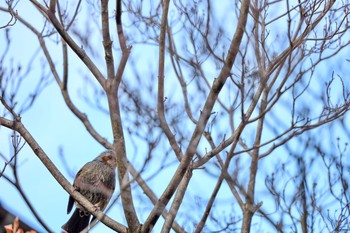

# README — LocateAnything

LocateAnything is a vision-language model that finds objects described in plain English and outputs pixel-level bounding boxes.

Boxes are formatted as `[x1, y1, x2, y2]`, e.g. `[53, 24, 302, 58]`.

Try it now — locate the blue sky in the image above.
[1, 1, 350, 233]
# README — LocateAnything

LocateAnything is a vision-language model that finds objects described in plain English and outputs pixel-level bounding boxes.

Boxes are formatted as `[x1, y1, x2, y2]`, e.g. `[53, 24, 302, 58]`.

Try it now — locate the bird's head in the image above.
[96, 150, 117, 169]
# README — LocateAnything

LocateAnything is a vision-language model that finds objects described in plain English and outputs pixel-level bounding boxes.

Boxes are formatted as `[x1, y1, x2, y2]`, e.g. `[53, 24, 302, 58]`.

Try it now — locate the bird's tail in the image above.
[62, 208, 90, 233]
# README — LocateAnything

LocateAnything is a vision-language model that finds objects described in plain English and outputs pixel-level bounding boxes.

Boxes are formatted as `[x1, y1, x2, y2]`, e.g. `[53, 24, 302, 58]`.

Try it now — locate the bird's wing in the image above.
[67, 195, 75, 214]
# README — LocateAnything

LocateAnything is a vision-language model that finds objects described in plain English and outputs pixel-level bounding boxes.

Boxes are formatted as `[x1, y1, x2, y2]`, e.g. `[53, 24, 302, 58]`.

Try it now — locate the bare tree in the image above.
[1, 0, 350, 232]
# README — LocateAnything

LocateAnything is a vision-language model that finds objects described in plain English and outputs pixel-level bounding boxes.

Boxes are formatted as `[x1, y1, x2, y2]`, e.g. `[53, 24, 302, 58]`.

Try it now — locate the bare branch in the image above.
[143, 0, 251, 231]
[30, 0, 107, 87]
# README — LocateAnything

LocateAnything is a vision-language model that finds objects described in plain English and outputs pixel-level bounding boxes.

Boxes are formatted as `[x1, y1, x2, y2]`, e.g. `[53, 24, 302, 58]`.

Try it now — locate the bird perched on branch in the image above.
[62, 150, 117, 233]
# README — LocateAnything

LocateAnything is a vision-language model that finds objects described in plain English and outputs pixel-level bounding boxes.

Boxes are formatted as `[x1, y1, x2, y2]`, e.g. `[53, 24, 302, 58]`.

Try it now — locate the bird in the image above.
[62, 150, 117, 233]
